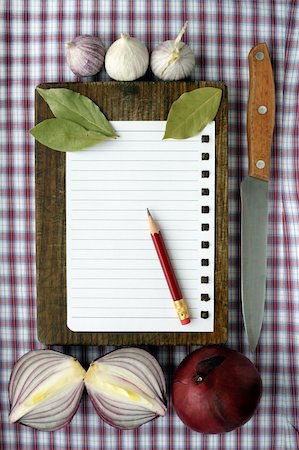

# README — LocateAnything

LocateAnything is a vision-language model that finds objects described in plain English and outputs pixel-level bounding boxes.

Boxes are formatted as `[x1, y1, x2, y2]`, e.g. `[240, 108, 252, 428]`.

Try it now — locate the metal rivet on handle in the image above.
[258, 105, 267, 114]
[256, 160, 265, 169]
[255, 51, 264, 61]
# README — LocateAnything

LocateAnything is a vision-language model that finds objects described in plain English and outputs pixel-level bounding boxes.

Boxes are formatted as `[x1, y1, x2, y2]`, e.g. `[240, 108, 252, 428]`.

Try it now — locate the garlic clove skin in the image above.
[150, 40, 195, 81]
[84, 348, 167, 429]
[66, 35, 105, 77]
[105, 33, 149, 81]
[9, 350, 86, 431]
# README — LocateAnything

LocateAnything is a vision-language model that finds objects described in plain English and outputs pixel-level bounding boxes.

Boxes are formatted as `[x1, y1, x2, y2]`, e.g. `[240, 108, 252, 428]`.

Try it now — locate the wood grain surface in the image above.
[35, 81, 228, 345]
[247, 43, 275, 181]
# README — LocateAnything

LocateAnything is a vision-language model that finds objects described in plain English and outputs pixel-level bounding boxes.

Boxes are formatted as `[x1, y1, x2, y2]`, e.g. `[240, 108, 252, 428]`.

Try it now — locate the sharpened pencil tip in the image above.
[147, 208, 151, 217]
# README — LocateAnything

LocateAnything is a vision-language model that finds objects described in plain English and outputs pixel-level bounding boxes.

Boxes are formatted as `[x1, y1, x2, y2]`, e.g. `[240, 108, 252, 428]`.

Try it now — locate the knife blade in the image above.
[241, 43, 275, 351]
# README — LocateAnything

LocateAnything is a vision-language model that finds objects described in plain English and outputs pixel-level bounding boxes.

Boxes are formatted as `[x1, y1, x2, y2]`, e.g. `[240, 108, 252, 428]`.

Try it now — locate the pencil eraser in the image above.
[181, 318, 191, 325]
[174, 298, 190, 325]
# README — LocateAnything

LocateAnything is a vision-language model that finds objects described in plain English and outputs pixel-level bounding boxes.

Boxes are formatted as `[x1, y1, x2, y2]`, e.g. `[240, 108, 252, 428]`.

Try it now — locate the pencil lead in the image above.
[147, 208, 151, 216]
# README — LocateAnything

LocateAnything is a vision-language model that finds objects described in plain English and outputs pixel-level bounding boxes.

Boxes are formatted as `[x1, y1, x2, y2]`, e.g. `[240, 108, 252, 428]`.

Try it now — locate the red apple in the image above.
[172, 346, 262, 434]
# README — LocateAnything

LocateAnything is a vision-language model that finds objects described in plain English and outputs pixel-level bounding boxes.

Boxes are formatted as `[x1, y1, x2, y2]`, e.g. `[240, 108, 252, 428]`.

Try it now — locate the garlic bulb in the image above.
[105, 33, 149, 81]
[150, 22, 195, 80]
[9, 350, 86, 431]
[65, 35, 105, 76]
[84, 348, 167, 429]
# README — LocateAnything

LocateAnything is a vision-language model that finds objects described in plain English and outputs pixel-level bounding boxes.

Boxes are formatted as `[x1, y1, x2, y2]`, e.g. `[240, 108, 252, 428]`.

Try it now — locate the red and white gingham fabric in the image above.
[1, 1, 299, 448]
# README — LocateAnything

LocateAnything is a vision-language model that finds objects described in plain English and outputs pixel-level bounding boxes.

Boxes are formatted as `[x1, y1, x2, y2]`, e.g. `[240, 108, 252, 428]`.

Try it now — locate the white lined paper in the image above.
[66, 121, 215, 332]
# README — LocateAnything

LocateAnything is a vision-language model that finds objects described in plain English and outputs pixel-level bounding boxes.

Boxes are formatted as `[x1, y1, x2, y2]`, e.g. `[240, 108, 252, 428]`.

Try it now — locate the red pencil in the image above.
[147, 209, 191, 325]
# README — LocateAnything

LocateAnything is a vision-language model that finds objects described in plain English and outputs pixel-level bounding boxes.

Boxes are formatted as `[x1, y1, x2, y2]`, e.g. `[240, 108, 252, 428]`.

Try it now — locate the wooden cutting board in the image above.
[35, 81, 228, 345]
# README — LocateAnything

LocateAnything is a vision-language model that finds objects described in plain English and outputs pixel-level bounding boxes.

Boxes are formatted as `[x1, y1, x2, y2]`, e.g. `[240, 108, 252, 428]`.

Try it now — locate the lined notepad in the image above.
[66, 121, 215, 332]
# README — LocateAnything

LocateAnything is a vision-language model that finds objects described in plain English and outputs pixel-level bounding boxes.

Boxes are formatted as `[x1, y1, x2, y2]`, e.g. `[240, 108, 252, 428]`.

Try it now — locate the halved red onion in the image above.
[9, 349, 85, 431]
[84, 348, 167, 429]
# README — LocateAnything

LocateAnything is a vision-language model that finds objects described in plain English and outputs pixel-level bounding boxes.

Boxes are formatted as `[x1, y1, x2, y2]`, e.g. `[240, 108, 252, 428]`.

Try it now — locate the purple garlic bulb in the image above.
[65, 35, 105, 77]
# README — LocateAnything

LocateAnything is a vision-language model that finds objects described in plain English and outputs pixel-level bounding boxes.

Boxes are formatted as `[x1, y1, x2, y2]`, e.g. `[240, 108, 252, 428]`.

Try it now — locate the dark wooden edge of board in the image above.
[35, 81, 228, 345]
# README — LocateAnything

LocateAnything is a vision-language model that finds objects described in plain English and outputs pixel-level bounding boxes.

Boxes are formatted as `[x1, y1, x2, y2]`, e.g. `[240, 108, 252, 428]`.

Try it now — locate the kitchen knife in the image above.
[241, 43, 275, 351]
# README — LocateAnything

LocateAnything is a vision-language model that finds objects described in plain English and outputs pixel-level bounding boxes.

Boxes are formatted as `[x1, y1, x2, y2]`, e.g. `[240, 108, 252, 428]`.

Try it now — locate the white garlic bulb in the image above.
[105, 33, 149, 81]
[150, 22, 195, 81]
[65, 35, 105, 77]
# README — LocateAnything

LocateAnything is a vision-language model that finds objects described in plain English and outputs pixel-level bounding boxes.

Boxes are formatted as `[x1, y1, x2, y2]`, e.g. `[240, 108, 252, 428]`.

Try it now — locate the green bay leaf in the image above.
[30, 118, 108, 152]
[37, 87, 117, 137]
[163, 87, 222, 139]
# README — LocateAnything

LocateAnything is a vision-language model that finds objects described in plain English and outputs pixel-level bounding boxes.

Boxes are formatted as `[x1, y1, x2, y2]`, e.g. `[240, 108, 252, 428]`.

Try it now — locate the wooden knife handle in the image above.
[247, 43, 275, 181]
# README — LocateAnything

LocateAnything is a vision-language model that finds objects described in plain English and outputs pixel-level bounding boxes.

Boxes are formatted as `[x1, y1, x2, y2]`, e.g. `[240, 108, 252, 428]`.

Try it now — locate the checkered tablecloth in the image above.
[1, 1, 299, 448]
